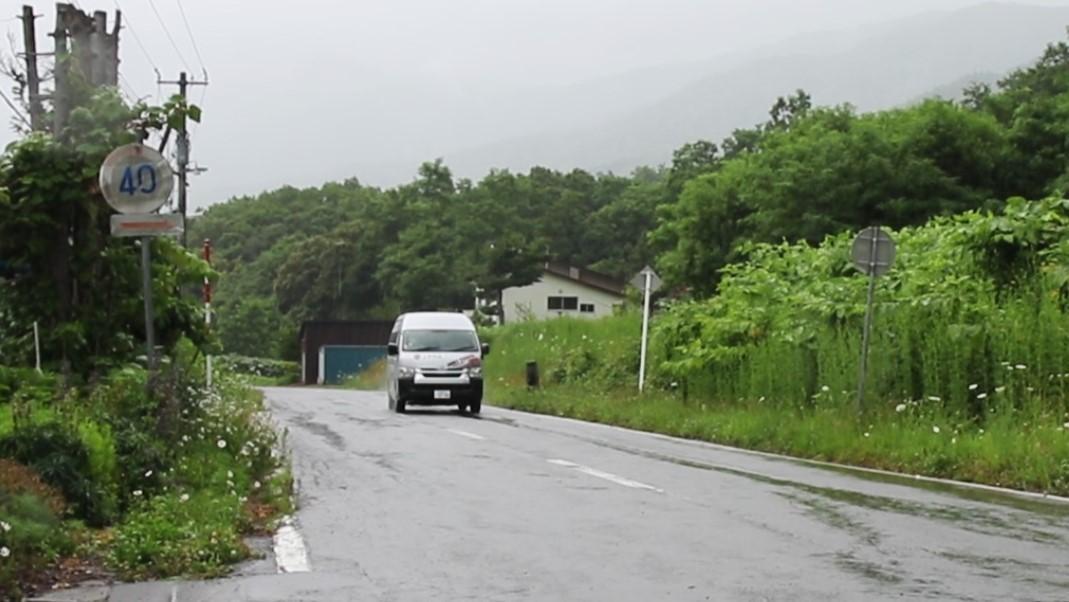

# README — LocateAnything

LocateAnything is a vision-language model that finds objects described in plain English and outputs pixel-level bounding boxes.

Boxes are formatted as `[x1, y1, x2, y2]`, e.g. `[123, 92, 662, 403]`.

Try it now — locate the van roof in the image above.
[400, 312, 475, 330]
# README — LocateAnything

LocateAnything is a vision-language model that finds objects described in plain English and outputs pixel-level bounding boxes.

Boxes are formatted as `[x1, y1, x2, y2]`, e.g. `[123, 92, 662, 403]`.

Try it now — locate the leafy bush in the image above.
[0, 487, 72, 601]
[0, 367, 56, 406]
[108, 492, 247, 580]
[484, 314, 641, 390]
[653, 197, 1069, 421]
[217, 355, 299, 382]
[0, 459, 65, 516]
[0, 424, 117, 526]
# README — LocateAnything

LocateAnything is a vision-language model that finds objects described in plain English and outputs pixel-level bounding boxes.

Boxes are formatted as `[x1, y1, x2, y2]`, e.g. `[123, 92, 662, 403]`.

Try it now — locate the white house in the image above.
[501, 263, 627, 323]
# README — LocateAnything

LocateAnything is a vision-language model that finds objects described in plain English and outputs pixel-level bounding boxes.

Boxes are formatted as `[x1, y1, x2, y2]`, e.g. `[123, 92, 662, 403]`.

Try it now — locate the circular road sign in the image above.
[99, 143, 175, 214]
[851, 226, 896, 277]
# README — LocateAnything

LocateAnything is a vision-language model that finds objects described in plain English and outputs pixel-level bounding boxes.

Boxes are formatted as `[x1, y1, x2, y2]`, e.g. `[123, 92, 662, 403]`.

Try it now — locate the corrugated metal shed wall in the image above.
[300, 321, 393, 385]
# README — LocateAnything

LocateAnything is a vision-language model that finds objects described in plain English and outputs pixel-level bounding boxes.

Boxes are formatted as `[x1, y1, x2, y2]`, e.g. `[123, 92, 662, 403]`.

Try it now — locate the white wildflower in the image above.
[933, 426, 941, 434]
[1015, 364, 1027, 370]
[0, 521, 9, 532]
[1064, 422, 1069, 429]
[995, 386, 1006, 394]
[133, 490, 143, 497]
[821, 385, 830, 392]
[895, 404, 907, 413]
[217, 439, 227, 449]
[977, 393, 988, 400]
[253, 481, 261, 490]
[969, 384, 979, 391]
[180, 493, 190, 503]
[928, 396, 941, 402]
[227, 471, 234, 479]
[144, 470, 153, 478]
[0, 547, 9, 558]
[863, 432, 870, 438]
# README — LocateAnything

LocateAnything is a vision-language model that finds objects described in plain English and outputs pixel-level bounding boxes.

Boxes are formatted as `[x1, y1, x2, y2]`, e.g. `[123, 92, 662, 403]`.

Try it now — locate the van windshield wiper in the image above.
[405, 346, 439, 352]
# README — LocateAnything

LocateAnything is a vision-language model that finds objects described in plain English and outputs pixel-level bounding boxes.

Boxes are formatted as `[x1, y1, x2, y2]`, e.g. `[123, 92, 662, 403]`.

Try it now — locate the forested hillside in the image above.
[192, 36, 1069, 360]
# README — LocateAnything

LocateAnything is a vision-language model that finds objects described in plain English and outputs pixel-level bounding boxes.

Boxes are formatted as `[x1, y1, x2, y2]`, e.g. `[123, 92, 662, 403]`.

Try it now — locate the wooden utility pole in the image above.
[158, 71, 207, 246]
[19, 5, 44, 130]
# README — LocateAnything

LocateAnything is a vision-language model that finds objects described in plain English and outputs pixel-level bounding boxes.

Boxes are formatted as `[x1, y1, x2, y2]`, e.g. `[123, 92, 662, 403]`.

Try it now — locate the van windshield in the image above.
[402, 329, 479, 352]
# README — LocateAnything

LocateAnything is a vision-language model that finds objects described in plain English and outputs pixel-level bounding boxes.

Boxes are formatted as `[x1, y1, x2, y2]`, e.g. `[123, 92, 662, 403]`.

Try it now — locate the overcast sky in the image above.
[3, 0, 1069, 209]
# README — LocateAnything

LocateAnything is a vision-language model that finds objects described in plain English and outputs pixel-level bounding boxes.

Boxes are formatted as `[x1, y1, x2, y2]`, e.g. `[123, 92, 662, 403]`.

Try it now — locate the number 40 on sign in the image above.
[99, 143, 175, 215]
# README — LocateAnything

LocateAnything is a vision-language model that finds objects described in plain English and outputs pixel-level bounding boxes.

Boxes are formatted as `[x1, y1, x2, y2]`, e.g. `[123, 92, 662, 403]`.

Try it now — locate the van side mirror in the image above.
[481, 343, 491, 356]
[387, 343, 399, 356]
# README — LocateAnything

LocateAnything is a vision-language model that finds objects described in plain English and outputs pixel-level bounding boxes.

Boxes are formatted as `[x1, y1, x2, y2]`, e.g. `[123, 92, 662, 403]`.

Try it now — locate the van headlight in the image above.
[467, 366, 483, 378]
[398, 366, 418, 379]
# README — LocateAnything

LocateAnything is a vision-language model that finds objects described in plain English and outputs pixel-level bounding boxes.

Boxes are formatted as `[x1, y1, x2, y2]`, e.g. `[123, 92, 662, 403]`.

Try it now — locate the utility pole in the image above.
[51, 3, 121, 136]
[158, 71, 207, 247]
[20, 6, 44, 130]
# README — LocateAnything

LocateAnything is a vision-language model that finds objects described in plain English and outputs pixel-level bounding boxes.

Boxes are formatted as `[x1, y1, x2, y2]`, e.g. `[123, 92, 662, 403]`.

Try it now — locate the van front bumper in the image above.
[398, 378, 484, 405]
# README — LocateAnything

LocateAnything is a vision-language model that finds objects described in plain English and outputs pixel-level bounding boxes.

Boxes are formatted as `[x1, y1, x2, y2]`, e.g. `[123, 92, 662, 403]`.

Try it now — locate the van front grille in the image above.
[421, 370, 463, 378]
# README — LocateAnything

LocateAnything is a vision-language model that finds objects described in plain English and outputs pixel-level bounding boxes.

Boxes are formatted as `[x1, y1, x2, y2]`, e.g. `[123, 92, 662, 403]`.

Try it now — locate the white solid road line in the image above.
[548, 459, 664, 493]
[274, 517, 311, 573]
[447, 429, 487, 441]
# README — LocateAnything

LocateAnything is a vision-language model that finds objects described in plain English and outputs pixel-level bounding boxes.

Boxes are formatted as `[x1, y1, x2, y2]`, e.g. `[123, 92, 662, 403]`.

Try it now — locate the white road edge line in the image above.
[447, 429, 486, 441]
[548, 459, 664, 493]
[274, 517, 311, 573]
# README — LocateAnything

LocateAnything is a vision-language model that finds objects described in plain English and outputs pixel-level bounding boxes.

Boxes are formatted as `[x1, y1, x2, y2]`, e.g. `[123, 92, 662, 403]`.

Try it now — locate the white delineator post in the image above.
[204, 239, 213, 388]
[638, 270, 652, 393]
[33, 321, 41, 374]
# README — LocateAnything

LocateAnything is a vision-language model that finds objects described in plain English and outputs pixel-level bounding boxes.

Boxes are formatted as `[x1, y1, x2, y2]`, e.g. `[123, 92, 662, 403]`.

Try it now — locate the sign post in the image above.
[99, 143, 179, 372]
[631, 266, 662, 393]
[851, 226, 896, 416]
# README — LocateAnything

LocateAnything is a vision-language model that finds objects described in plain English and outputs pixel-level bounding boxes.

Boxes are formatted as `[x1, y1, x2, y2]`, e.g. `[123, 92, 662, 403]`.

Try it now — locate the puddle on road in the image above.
[477, 415, 520, 428]
[938, 551, 1069, 589]
[831, 551, 905, 585]
[780, 491, 883, 547]
[291, 415, 347, 451]
[520, 424, 1069, 544]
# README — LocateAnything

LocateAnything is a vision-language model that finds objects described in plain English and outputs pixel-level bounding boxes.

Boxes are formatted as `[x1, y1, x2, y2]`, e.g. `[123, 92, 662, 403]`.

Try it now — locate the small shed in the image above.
[299, 320, 393, 385]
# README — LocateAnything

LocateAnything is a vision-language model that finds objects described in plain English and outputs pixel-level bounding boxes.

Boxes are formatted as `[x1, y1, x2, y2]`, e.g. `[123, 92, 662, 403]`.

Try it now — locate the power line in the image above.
[174, 0, 206, 70]
[119, 72, 141, 101]
[146, 0, 192, 72]
[112, 0, 160, 74]
[0, 88, 32, 129]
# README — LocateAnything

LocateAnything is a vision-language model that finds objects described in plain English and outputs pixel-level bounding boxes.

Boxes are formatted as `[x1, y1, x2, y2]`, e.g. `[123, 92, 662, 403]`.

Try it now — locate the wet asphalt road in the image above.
[132, 387, 1069, 601]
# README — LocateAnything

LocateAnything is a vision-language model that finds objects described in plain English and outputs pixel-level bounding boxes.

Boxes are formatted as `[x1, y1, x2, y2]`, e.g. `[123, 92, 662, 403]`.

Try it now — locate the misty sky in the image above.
[3, 0, 1069, 209]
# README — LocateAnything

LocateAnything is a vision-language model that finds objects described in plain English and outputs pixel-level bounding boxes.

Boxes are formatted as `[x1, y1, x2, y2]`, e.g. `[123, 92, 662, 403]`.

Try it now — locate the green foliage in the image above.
[108, 492, 247, 580]
[0, 89, 215, 376]
[654, 101, 1013, 293]
[484, 314, 641, 390]
[651, 198, 1069, 423]
[0, 423, 117, 526]
[191, 162, 664, 356]
[491, 385, 1069, 495]
[216, 355, 299, 383]
[0, 489, 72, 600]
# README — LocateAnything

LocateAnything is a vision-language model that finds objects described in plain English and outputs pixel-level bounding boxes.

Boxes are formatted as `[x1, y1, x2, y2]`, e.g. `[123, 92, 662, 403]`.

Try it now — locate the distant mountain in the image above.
[433, 3, 1069, 178]
[909, 72, 1004, 104]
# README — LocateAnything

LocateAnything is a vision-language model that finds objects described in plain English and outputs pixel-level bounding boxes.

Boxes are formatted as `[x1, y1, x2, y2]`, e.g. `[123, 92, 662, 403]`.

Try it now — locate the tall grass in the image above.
[482, 201, 1069, 495]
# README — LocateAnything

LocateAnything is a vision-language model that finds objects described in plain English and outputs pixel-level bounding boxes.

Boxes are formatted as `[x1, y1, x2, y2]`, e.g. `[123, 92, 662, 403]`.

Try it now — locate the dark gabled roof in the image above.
[543, 262, 627, 296]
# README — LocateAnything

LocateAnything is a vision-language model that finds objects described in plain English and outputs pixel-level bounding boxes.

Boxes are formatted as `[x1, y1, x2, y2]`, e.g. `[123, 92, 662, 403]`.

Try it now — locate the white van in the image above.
[386, 312, 490, 414]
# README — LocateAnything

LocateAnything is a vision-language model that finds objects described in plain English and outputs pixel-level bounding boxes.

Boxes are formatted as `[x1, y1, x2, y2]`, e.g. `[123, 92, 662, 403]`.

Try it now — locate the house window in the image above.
[580, 303, 595, 313]
[548, 296, 578, 311]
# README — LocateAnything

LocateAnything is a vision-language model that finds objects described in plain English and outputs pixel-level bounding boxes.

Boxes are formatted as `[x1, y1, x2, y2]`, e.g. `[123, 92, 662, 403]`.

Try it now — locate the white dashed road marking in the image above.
[447, 429, 486, 441]
[548, 459, 664, 493]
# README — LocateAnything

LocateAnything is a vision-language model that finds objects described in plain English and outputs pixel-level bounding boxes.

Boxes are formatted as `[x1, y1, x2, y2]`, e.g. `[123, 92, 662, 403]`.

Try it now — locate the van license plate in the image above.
[434, 390, 451, 400]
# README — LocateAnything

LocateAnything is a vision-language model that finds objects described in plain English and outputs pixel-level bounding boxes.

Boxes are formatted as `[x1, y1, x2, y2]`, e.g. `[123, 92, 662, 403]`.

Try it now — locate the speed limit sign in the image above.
[98, 143, 175, 214]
